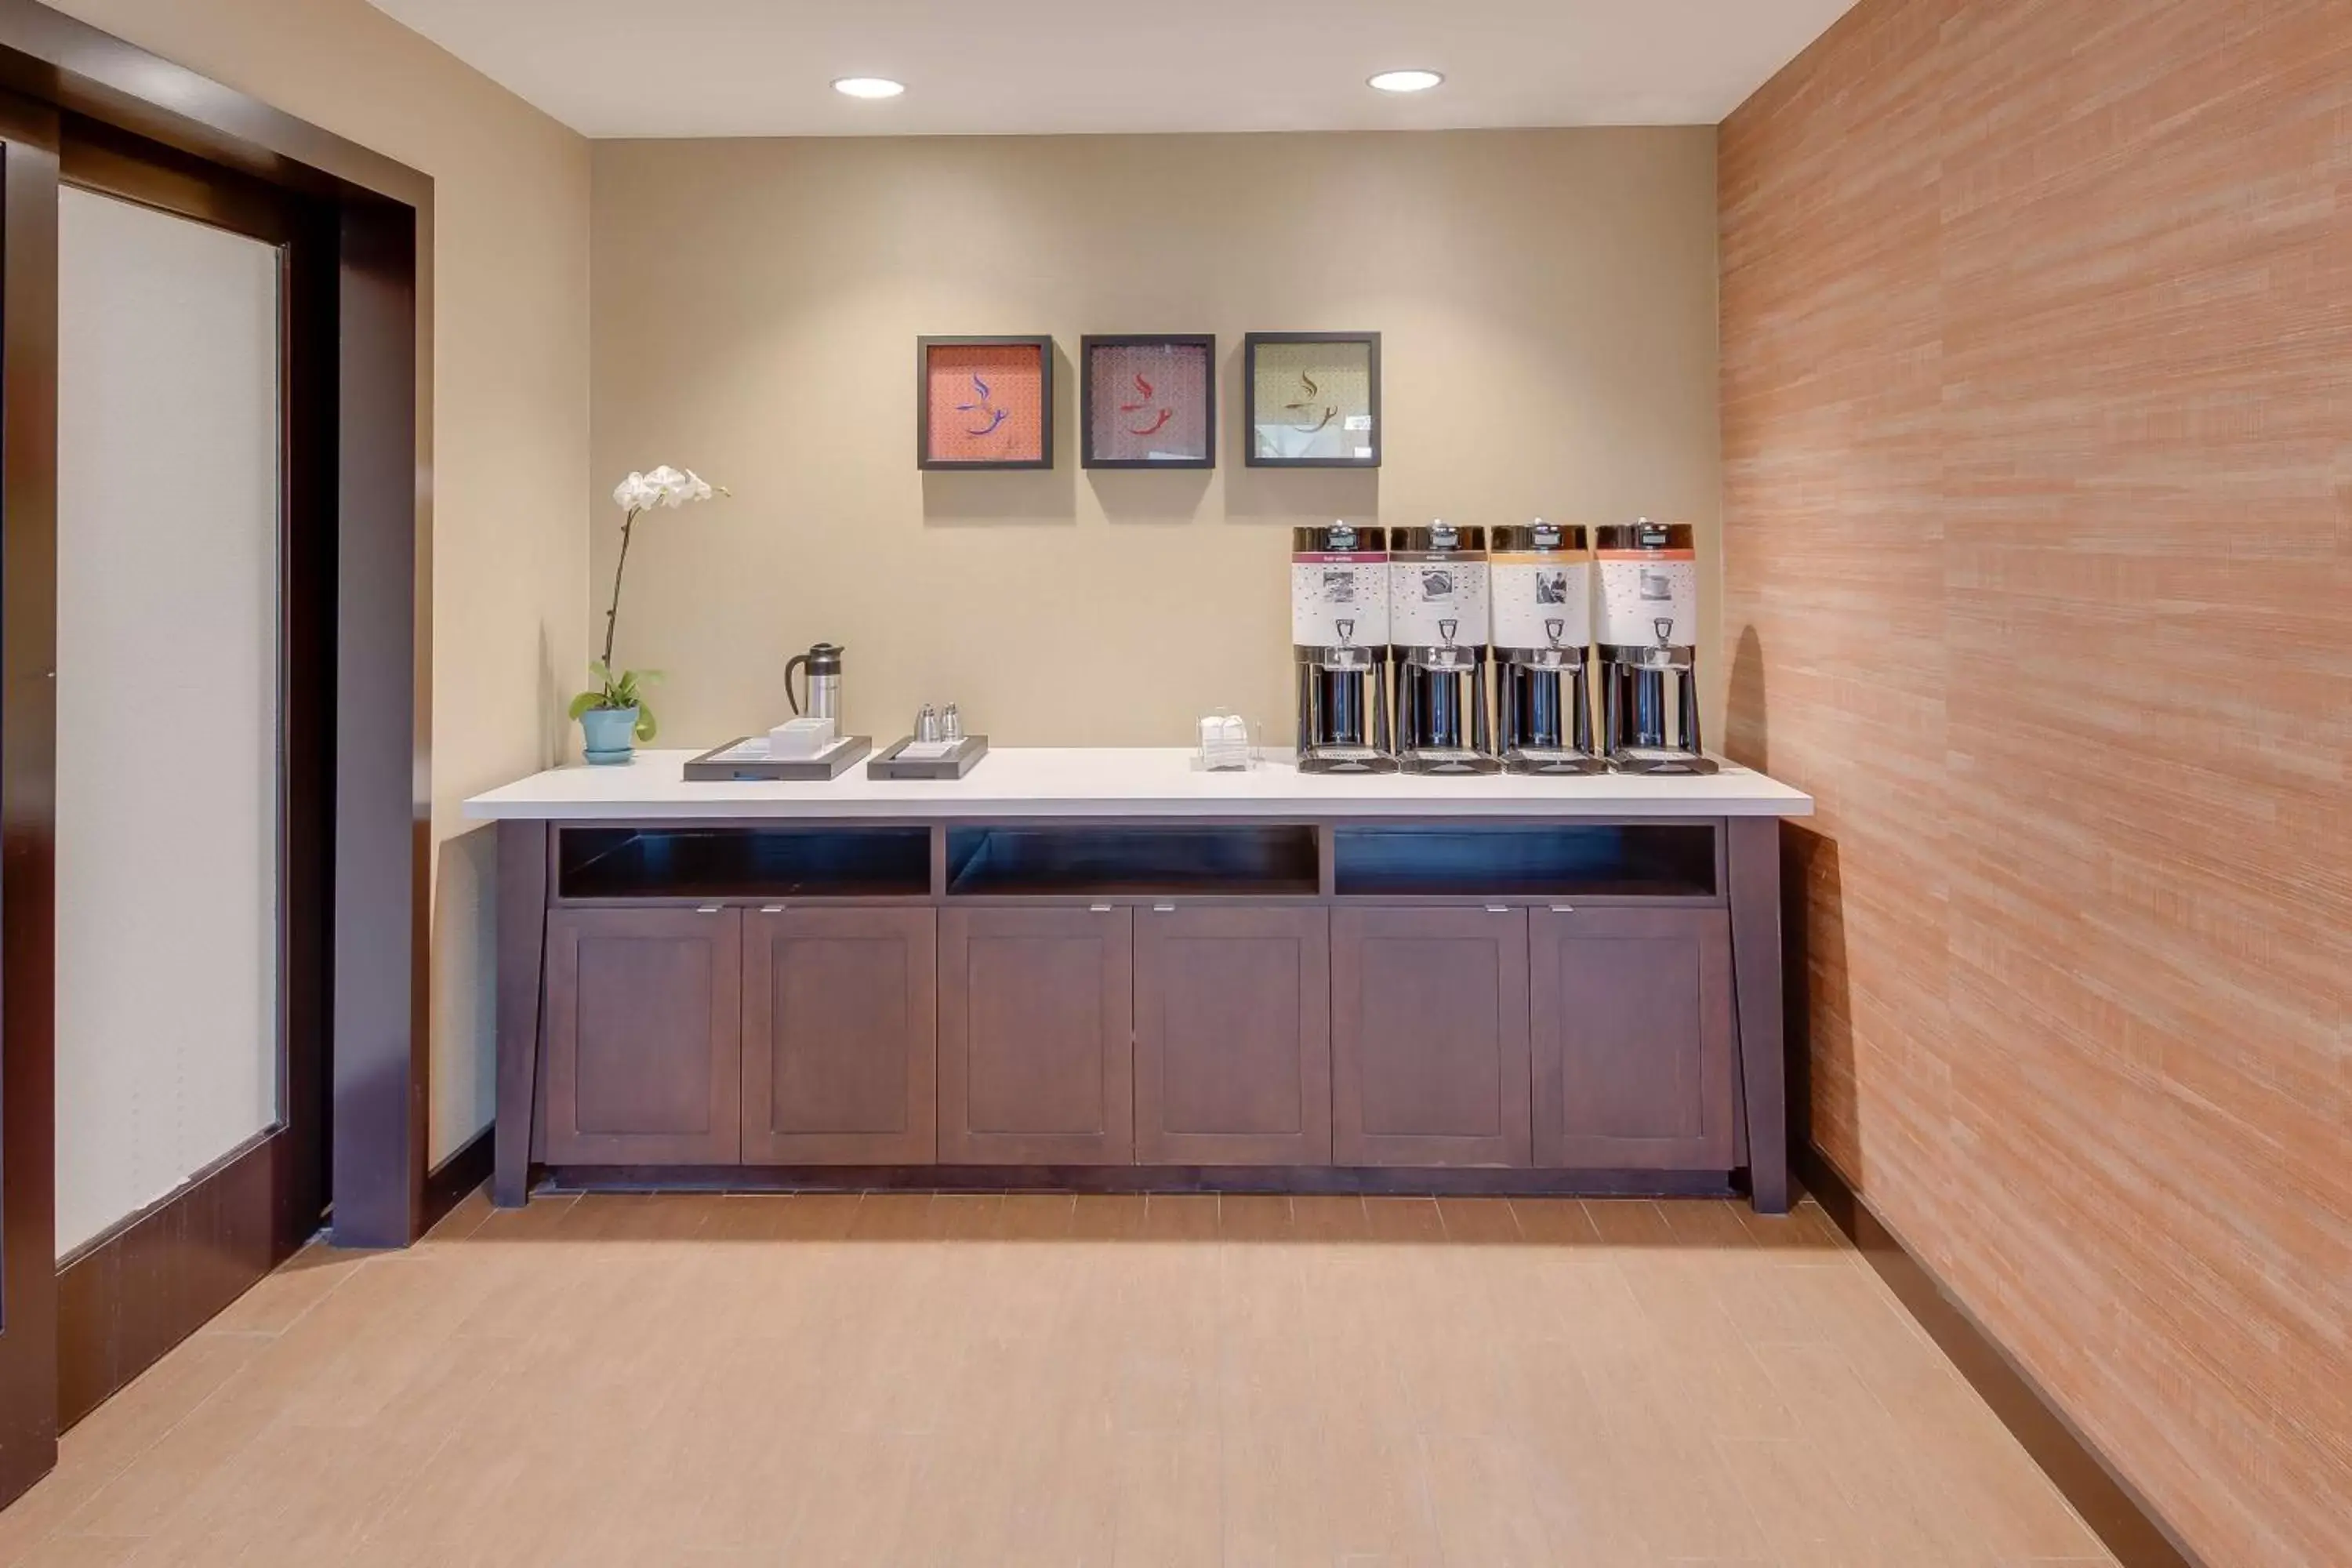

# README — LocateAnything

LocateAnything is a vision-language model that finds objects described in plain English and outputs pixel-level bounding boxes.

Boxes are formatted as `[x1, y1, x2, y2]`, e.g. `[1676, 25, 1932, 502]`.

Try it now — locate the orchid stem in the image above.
[600, 506, 640, 672]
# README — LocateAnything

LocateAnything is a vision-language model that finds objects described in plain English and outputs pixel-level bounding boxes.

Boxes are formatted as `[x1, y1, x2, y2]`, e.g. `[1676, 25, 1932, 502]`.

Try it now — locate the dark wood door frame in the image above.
[0, 0, 434, 1508]
[0, 83, 61, 1514]
[43, 118, 340, 1432]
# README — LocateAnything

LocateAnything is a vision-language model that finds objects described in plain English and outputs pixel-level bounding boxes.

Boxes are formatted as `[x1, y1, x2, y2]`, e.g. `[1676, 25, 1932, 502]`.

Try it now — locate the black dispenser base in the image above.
[1502, 747, 1610, 777]
[1397, 748, 1502, 777]
[1298, 746, 1399, 775]
[1608, 749, 1719, 776]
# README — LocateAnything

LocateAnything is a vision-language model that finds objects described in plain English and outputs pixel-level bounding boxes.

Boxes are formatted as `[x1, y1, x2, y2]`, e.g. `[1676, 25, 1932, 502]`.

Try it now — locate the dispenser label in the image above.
[1388, 554, 1489, 648]
[1491, 554, 1593, 650]
[1595, 550, 1697, 647]
[1291, 555, 1389, 646]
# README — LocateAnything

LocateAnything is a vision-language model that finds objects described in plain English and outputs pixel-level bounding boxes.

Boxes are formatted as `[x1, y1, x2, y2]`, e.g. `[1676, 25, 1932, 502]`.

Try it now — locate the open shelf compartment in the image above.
[1331, 822, 1718, 899]
[946, 824, 1319, 898]
[557, 825, 932, 901]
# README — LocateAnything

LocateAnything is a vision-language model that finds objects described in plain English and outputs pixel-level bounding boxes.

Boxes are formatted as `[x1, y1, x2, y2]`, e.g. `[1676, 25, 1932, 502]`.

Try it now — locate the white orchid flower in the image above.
[641, 465, 691, 506]
[612, 466, 724, 514]
[612, 470, 657, 511]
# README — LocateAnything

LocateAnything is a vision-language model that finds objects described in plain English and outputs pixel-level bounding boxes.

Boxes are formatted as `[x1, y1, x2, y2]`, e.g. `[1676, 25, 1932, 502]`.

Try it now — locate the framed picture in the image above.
[1243, 332, 1381, 468]
[917, 336, 1054, 470]
[1080, 335, 1216, 469]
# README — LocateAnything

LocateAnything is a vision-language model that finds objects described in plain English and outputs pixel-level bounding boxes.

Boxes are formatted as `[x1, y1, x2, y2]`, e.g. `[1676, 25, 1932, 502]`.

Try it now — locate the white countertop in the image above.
[463, 748, 1813, 821]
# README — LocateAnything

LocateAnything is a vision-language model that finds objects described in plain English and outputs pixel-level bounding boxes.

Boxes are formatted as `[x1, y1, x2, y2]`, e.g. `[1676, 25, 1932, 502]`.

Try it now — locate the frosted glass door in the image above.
[53, 187, 283, 1258]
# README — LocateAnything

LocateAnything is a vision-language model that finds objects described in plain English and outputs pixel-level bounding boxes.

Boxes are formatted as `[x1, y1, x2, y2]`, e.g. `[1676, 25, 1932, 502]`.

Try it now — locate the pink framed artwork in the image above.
[917, 336, 1054, 470]
[1080, 335, 1216, 469]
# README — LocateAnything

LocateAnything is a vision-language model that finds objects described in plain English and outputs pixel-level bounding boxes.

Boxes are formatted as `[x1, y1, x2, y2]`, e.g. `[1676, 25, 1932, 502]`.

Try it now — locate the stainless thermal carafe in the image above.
[785, 641, 844, 723]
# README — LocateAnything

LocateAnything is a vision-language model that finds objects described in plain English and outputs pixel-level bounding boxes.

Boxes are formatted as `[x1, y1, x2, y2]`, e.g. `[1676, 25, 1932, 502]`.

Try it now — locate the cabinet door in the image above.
[1134, 906, 1330, 1165]
[544, 906, 742, 1164]
[1530, 906, 1736, 1170]
[1331, 906, 1531, 1167]
[938, 906, 1134, 1164]
[742, 907, 936, 1163]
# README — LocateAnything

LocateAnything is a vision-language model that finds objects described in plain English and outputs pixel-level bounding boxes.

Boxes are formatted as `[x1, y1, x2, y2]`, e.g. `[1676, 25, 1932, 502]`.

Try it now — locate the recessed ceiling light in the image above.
[833, 76, 906, 100]
[1368, 69, 1445, 94]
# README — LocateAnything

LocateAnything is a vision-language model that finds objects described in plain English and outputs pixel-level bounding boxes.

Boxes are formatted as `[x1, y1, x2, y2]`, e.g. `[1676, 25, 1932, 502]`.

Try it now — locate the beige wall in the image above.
[591, 129, 1721, 750]
[51, 0, 593, 1163]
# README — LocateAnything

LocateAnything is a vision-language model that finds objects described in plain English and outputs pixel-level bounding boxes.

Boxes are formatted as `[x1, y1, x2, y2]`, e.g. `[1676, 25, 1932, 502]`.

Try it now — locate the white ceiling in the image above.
[363, 0, 1859, 139]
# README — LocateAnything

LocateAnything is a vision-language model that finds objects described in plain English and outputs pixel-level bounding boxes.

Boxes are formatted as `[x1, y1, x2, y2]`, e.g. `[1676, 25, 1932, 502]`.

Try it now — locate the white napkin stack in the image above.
[768, 717, 838, 759]
[1198, 713, 1252, 772]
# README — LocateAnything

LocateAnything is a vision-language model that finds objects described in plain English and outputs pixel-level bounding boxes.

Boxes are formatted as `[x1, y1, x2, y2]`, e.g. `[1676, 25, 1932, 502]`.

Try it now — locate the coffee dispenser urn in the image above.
[1595, 520, 1716, 775]
[1291, 523, 1396, 774]
[1490, 521, 1604, 775]
[1389, 522, 1500, 775]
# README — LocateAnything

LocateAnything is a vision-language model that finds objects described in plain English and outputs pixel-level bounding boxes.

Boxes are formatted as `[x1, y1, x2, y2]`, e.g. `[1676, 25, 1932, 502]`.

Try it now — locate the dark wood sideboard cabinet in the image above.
[498, 814, 1789, 1210]
[1134, 905, 1331, 1166]
[938, 905, 1135, 1164]
[1331, 906, 1531, 1168]
[742, 906, 936, 1164]
[543, 906, 743, 1166]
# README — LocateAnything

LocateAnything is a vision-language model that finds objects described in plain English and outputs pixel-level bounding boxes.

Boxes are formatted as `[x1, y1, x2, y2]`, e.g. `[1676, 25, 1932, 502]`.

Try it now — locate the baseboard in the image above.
[421, 1127, 494, 1234]
[55, 1130, 294, 1430]
[1796, 1145, 2203, 1568]
[543, 1163, 1741, 1199]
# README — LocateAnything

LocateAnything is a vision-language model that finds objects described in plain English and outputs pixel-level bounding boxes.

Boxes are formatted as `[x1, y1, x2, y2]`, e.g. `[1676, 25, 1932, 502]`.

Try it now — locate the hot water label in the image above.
[1290, 553, 1389, 647]
[1490, 553, 1593, 651]
[1595, 549, 1699, 648]
[1388, 553, 1490, 648]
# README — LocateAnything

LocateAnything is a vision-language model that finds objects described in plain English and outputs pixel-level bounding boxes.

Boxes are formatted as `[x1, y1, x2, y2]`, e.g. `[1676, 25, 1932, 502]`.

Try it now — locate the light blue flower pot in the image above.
[579, 706, 640, 765]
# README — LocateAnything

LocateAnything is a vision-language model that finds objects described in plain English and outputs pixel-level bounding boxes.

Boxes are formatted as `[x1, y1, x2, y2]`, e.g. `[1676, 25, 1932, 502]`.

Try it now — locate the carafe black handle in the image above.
[784, 652, 809, 716]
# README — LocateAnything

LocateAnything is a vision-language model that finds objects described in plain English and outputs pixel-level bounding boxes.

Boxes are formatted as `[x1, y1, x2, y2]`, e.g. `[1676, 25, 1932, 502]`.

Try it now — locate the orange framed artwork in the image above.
[917, 336, 1054, 470]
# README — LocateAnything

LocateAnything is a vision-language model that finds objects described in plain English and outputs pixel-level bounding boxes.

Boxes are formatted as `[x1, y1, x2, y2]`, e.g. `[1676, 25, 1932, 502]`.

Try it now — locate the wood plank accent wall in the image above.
[1719, 3, 2351, 1564]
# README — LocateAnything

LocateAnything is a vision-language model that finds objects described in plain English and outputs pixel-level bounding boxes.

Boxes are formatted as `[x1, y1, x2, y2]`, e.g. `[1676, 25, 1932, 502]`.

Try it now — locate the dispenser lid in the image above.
[1594, 518, 1693, 554]
[1390, 521, 1487, 554]
[1293, 521, 1386, 556]
[1492, 521, 1589, 554]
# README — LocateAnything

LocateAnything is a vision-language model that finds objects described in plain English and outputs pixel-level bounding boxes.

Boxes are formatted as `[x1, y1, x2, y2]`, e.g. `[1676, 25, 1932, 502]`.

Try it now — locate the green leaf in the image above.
[633, 700, 658, 742]
[568, 691, 601, 721]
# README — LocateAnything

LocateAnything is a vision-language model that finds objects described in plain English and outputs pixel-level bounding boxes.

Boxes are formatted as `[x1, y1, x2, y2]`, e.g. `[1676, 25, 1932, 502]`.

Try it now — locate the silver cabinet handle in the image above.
[1152, 903, 1176, 913]
[1551, 903, 1577, 913]
[1090, 903, 1113, 913]
[1486, 905, 1510, 914]
[697, 905, 724, 915]
[760, 904, 786, 914]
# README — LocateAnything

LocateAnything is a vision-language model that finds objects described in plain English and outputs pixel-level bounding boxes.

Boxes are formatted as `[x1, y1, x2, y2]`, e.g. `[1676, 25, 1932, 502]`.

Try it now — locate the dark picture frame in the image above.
[1243, 330, 1382, 469]
[1080, 333, 1216, 470]
[916, 334, 1054, 470]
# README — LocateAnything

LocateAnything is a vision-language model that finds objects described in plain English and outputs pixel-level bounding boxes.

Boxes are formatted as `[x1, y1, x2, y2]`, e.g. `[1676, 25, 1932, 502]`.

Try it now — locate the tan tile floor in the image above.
[0, 1190, 2115, 1567]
